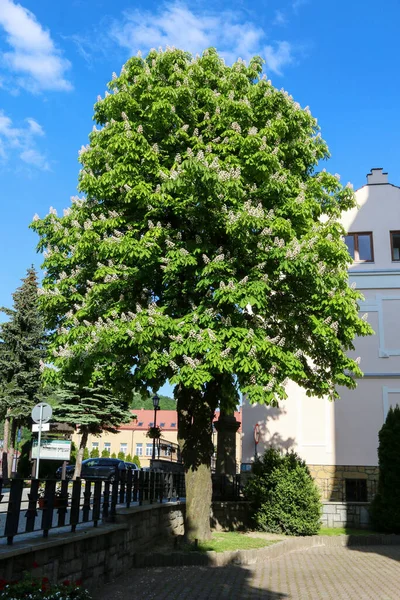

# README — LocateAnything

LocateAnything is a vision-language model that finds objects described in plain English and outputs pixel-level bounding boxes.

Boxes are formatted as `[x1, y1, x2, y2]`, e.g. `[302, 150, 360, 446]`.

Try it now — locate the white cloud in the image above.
[273, 11, 287, 26]
[264, 41, 293, 76]
[0, 0, 72, 92]
[20, 148, 49, 170]
[110, 2, 295, 76]
[0, 110, 49, 170]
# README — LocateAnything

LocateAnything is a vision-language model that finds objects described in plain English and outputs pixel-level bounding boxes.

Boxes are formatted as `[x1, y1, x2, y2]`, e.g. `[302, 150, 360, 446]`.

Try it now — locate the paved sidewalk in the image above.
[98, 545, 400, 599]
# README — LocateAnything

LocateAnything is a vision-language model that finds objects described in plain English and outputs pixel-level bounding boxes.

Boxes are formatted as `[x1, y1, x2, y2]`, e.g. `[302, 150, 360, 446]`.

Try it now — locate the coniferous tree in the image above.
[370, 405, 400, 532]
[52, 381, 133, 478]
[0, 267, 46, 477]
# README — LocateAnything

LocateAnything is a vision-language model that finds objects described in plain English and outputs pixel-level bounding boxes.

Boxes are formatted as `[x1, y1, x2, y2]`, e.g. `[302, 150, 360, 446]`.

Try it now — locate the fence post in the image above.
[5, 478, 23, 545]
[102, 480, 110, 520]
[93, 480, 102, 527]
[139, 469, 144, 506]
[41, 479, 56, 538]
[25, 479, 39, 533]
[57, 479, 69, 527]
[82, 479, 92, 522]
[110, 470, 119, 520]
[70, 478, 81, 533]
[126, 469, 133, 508]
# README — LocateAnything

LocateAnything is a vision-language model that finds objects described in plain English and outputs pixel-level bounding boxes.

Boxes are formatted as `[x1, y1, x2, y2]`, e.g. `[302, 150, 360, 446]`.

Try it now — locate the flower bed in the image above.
[0, 573, 92, 599]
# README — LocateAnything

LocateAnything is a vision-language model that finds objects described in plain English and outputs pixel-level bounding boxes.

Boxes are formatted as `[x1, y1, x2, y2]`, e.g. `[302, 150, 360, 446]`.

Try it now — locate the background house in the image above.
[242, 168, 400, 501]
[72, 408, 242, 469]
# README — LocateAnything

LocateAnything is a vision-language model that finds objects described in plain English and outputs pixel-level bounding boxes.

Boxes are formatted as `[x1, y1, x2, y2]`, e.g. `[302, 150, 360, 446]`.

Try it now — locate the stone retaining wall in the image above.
[0, 502, 185, 593]
[322, 501, 371, 529]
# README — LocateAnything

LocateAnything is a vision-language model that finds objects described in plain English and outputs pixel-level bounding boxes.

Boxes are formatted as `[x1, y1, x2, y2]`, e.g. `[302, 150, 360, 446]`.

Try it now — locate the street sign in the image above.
[32, 439, 71, 461]
[31, 403, 52, 424]
[32, 423, 50, 433]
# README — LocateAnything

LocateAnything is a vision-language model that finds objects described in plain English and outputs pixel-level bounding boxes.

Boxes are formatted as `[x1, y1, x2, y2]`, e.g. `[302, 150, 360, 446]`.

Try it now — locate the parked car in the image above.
[56, 458, 138, 481]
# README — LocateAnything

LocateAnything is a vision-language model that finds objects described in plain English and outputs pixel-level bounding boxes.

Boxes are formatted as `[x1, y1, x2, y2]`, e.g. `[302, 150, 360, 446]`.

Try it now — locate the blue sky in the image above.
[0, 0, 399, 313]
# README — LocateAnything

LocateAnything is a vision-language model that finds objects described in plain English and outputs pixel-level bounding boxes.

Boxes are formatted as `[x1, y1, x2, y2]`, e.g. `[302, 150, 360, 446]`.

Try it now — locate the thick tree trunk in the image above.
[177, 385, 217, 542]
[8, 419, 17, 479]
[2, 411, 10, 480]
[73, 429, 88, 479]
[185, 463, 213, 541]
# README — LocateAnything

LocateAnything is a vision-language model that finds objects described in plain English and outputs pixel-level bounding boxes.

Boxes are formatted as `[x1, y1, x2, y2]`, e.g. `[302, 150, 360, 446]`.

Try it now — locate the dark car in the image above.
[56, 458, 138, 481]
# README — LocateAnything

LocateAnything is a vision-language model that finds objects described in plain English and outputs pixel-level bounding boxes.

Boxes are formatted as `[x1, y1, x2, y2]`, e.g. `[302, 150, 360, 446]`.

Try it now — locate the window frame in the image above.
[120, 443, 128, 455]
[345, 232, 374, 263]
[135, 443, 143, 456]
[390, 231, 400, 262]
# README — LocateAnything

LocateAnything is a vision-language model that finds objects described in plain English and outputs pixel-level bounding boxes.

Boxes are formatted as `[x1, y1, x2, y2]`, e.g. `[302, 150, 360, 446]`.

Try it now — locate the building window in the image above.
[344, 232, 373, 262]
[146, 443, 153, 456]
[120, 443, 127, 455]
[160, 422, 165, 427]
[170, 422, 176, 428]
[149, 422, 154, 427]
[91, 442, 99, 449]
[391, 231, 400, 261]
[138, 422, 143, 426]
[136, 443, 143, 456]
[104, 442, 111, 452]
[345, 479, 368, 502]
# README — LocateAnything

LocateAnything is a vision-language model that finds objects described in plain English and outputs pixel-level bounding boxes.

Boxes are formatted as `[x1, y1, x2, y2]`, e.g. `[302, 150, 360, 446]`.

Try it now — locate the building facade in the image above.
[72, 408, 242, 469]
[242, 168, 400, 500]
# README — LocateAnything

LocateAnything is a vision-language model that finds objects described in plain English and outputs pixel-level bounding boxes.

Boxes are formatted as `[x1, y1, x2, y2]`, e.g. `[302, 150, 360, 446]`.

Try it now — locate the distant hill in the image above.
[131, 392, 176, 411]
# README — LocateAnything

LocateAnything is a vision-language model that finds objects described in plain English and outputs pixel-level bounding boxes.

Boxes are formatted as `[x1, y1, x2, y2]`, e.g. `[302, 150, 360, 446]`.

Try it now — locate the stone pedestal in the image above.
[214, 412, 240, 476]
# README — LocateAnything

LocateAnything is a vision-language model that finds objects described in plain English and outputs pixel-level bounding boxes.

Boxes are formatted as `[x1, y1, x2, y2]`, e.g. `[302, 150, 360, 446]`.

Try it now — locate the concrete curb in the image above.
[133, 534, 400, 568]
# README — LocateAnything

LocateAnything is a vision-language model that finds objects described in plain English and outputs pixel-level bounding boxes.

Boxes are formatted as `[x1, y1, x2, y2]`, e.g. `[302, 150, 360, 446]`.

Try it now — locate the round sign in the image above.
[254, 423, 260, 445]
[31, 402, 53, 424]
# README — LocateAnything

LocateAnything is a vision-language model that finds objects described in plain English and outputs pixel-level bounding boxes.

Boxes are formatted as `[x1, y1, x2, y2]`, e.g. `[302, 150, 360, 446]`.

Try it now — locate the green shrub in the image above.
[83, 447, 89, 460]
[245, 448, 321, 536]
[90, 447, 99, 458]
[125, 453, 132, 463]
[111, 452, 116, 458]
[132, 454, 141, 468]
[370, 405, 400, 533]
[117, 451, 125, 460]
[101, 449, 110, 458]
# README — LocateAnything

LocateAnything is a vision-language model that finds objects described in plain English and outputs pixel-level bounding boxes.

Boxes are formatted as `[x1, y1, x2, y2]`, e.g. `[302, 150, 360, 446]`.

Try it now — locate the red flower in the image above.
[42, 577, 50, 583]
[75, 579, 83, 586]
[32, 561, 39, 569]
[63, 580, 71, 586]
[0, 579, 7, 590]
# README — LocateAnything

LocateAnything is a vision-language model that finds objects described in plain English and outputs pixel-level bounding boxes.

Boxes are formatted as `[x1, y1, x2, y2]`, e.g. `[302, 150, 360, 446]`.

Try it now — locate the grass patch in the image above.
[319, 527, 374, 536]
[186, 532, 277, 553]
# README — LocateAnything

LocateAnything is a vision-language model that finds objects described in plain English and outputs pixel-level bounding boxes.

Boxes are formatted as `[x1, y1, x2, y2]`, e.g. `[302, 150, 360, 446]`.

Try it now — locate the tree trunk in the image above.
[177, 385, 217, 542]
[185, 462, 213, 541]
[8, 419, 17, 479]
[2, 411, 10, 480]
[73, 429, 88, 479]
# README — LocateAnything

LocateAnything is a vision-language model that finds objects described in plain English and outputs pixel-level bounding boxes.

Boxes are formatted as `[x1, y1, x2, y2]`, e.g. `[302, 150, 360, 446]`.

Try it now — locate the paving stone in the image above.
[98, 545, 400, 599]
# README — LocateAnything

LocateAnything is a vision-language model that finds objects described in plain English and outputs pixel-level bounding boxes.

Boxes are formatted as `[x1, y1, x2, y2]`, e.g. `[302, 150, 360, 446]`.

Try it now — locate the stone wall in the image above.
[322, 501, 371, 529]
[308, 465, 379, 501]
[0, 501, 252, 592]
[211, 501, 251, 531]
[0, 502, 185, 593]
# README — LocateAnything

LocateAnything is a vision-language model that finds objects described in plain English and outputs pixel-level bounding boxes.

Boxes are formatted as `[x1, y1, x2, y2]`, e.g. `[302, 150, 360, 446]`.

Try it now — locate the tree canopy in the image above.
[31, 46, 372, 538]
[31, 47, 371, 407]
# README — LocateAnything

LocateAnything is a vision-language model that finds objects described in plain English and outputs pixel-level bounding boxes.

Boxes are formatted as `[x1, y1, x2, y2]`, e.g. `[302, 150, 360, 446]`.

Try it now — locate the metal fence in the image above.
[318, 477, 378, 503]
[0, 469, 185, 546]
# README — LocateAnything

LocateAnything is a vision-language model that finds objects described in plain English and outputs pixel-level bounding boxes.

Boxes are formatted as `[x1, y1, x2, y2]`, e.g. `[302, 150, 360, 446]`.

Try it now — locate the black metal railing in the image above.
[318, 477, 378, 502]
[0, 468, 185, 545]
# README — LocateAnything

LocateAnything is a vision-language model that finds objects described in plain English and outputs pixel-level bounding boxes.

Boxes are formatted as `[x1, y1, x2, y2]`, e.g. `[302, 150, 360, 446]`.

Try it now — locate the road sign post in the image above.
[31, 403, 52, 479]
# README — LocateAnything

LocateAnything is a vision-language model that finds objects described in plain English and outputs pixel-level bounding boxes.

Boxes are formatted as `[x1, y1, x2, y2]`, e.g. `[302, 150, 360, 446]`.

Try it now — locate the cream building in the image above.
[73, 408, 242, 470]
[242, 168, 400, 500]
